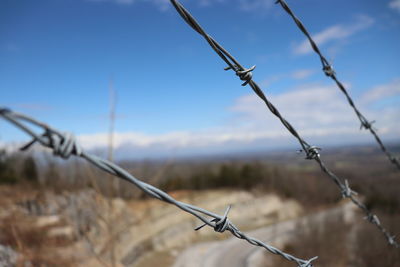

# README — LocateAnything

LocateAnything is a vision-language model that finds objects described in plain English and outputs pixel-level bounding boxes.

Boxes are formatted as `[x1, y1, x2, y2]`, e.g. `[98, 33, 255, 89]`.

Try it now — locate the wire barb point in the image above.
[388, 235, 397, 246]
[341, 179, 357, 198]
[364, 214, 381, 226]
[195, 205, 232, 233]
[322, 64, 335, 77]
[360, 120, 376, 131]
[0, 107, 11, 114]
[389, 156, 399, 165]
[299, 256, 318, 267]
[299, 146, 321, 160]
[237, 65, 256, 86]
[225, 65, 256, 86]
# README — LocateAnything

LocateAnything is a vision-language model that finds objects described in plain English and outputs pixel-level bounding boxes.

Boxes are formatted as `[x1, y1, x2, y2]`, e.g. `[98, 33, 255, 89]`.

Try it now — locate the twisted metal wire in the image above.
[0, 107, 317, 267]
[275, 0, 400, 171]
[168, 0, 399, 248]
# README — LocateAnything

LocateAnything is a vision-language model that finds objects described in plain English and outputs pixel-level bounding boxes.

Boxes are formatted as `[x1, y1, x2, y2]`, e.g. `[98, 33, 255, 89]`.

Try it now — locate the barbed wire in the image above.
[1, 2, 398, 265]
[168, 0, 399, 248]
[0, 107, 317, 267]
[275, 0, 400, 171]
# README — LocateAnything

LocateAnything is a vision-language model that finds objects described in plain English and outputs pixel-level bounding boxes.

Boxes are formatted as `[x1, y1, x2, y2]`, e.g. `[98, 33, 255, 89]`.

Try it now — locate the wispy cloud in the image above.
[78, 129, 278, 150]
[86, 0, 170, 10]
[70, 80, 400, 158]
[260, 68, 315, 87]
[290, 69, 315, 80]
[198, 0, 227, 7]
[87, 0, 274, 12]
[116, 0, 135, 5]
[293, 15, 374, 55]
[360, 79, 400, 104]
[231, 80, 399, 138]
[86, 0, 224, 10]
[238, 0, 274, 12]
[231, 84, 356, 130]
[389, 0, 400, 12]
[87, 0, 135, 4]
[3, 80, 398, 159]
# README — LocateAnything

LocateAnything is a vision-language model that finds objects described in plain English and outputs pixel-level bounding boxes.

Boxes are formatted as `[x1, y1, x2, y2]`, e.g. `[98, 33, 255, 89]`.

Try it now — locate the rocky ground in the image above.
[0, 185, 304, 267]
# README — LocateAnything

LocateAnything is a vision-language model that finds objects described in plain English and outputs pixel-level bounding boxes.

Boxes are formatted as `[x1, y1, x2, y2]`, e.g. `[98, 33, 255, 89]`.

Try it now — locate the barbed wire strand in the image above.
[275, 0, 400, 171]
[167, 0, 399, 248]
[0, 107, 317, 267]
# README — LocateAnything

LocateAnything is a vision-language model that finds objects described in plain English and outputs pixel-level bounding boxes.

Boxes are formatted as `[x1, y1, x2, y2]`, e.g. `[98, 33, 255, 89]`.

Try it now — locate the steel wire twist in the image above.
[275, 0, 400, 171]
[0, 107, 317, 267]
[168, 0, 399, 248]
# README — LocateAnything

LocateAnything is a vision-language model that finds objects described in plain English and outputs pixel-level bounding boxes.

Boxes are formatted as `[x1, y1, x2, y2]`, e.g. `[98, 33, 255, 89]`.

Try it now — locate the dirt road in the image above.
[173, 202, 355, 267]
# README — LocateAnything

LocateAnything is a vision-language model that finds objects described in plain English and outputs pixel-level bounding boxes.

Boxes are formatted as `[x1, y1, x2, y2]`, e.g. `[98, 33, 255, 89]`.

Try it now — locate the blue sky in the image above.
[1, 0, 400, 158]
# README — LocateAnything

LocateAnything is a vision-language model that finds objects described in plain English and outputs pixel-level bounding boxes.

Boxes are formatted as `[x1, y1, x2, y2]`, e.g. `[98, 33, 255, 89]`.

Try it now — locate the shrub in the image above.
[0, 150, 17, 184]
[22, 156, 39, 183]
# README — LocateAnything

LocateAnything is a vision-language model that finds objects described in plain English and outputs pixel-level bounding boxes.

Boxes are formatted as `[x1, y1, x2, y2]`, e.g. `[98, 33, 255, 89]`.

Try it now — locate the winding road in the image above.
[172, 202, 355, 267]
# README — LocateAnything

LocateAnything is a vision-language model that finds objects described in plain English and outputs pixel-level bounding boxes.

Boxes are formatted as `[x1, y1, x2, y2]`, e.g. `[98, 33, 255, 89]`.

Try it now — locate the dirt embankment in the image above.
[172, 201, 356, 267]
[0, 186, 303, 266]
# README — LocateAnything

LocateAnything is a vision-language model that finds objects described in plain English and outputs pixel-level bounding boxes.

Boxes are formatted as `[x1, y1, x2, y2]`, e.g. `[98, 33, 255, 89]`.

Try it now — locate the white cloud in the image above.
[291, 69, 315, 80]
[293, 15, 374, 55]
[78, 130, 278, 150]
[149, 0, 170, 11]
[198, 0, 227, 7]
[116, 0, 135, 4]
[231, 84, 357, 130]
[232, 81, 400, 138]
[2, 78, 398, 159]
[360, 79, 400, 104]
[71, 80, 400, 158]
[260, 68, 315, 87]
[86, 0, 223, 10]
[238, 0, 274, 12]
[86, 0, 169, 10]
[389, 0, 400, 12]
[87, 0, 275, 12]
